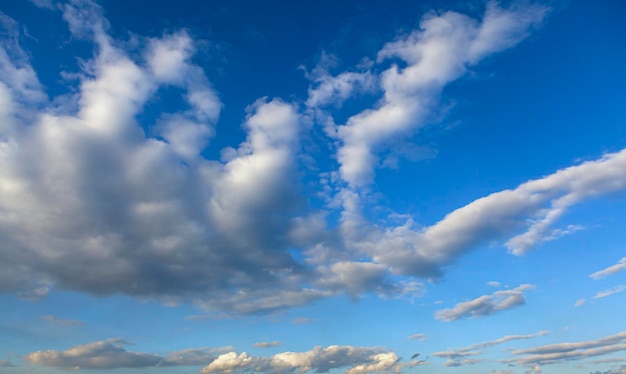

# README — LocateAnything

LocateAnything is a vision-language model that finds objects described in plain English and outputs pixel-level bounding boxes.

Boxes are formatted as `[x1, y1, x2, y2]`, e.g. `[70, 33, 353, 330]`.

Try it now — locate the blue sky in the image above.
[0, 0, 625, 373]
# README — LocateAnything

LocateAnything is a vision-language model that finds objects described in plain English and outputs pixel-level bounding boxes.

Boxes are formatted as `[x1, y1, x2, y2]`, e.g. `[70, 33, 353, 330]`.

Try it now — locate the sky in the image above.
[0, 0, 625, 373]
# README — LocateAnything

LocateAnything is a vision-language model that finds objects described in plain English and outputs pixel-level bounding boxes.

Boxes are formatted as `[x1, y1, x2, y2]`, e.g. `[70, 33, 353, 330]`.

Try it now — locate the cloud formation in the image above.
[590, 258, 626, 280]
[1, 0, 626, 321]
[23, 339, 235, 370]
[200, 346, 421, 374]
[432, 330, 548, 366]
[593, 286, 626, 299]
[504, 332, 626, 367]
[40, 315, 84, 326]
[434, 284, 534, 321]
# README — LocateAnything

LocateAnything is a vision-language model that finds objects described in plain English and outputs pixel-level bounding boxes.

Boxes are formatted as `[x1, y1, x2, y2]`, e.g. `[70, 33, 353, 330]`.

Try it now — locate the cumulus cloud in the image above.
[2, 0, 625, 319]
[200, 345, 417, 374]
[504, 331, 626, 367]
[434, 284, 534, 321]
[590, 258, 626, 280]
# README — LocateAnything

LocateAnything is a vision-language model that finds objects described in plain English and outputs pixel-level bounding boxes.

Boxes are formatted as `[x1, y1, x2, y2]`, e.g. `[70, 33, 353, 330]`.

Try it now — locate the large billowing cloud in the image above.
[1, 0, 626, 319]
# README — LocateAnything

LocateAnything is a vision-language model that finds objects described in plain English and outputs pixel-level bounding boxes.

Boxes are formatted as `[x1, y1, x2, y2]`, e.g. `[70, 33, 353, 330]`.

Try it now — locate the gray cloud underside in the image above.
[1, 0, 625, 317]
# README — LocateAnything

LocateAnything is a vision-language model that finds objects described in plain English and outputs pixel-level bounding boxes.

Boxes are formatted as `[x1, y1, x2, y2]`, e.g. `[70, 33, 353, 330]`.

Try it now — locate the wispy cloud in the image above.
[590, 257, 626, 280]
[407, 333, 427, 341]
[435, 285, 534, 321]
[433, 330, 548, 364]
[504, 331, 626, 367]
[253, 341, 282, 348]
[593, 285, 626, 299]
[40, 315, 84, 326]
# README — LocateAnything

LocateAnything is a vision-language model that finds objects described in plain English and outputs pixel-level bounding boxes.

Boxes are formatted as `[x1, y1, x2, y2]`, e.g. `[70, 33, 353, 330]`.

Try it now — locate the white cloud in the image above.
[407, 333, 427, 341]
[435, 284, 534, 321]
[348, 148, 626, 280]
[590, 257, 626, 280]
[1, 0, 625, 321]
[200, 345, 412, 374]
[574, 298, 586, 307]
[332, 2, 547, 187]
[593, 285, 626, 299]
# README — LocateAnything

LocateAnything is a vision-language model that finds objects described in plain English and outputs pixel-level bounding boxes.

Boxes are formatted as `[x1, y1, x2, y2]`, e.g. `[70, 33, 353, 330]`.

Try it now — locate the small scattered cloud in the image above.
[575, 299, 587, 307]
[407, 333, 427, 341]
[433, 330, 548, 363]
[435, 284, 534, 321]
[40, 315, 84, 326]
[593, 286, 626, 299]
[445, 358, 482, 367]
[590, 258, 626, 280]
[253, 341, 282, 348]
[488, 281, 501, 287]
[291, 317, 316, 325]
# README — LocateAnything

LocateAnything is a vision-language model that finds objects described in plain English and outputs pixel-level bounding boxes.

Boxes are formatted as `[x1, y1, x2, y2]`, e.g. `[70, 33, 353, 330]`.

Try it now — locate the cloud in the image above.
[593, 286, 626, 299]
[22, 339, 233, 369]
[254, 341, 282, 348]
[40, 315, 84, 326]
[433, 330, 548, 362]
[444, 358, 482, 367]
[1, 0, 624, 320]
[590, 257, 626, 280]
[435, 284, 534, 321]
[329, 2, 547, 187]
[504, 331, 626, 367]
[349, 148, 626, 280]
[407, 333, 427, 341]
[575, 299, 587, 307]
[23, 339, 162, 370]
[200, 346, 414, 374]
